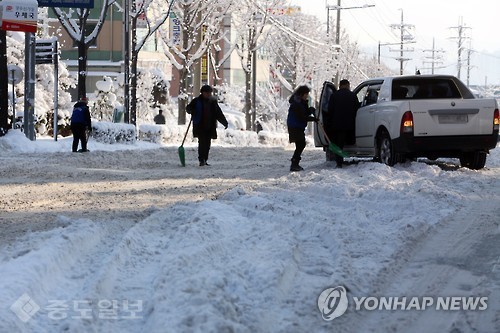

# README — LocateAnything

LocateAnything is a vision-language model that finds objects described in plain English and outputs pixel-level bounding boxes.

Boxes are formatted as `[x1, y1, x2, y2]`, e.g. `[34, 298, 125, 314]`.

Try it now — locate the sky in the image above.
[289, 0, 500, 86]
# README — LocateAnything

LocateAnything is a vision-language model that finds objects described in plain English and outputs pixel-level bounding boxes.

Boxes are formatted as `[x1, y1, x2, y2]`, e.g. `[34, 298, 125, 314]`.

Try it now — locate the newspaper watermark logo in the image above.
[10, 294, 143, 323]
[10, 293, 41, 322]
[318, 286, 488, 321]
[317, 286, 348, 321]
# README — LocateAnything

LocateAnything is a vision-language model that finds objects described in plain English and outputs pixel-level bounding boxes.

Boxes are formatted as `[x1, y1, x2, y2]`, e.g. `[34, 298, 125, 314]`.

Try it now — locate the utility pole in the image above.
[465, 43, 474, 87]
[24, 33, 36, 141]
[123, 0, 131, 124]
[449, 17, 471, 80]
[326, 0, 374, 85]
[422, 38, 445, 74]
[390, 9, 414, 75]
[378, 41, 415, 64]
[0, 31, 8, 135]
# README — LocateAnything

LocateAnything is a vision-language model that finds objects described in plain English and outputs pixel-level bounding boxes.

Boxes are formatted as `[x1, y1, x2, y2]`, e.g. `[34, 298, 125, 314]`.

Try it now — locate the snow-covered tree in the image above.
[160, 0, 232, 125]
[230, 0, 285, 130]
[94, 76, 118, 121]
[52, 0, 116, 99]
[127, 0, 174, 125]
[0, 30, 8, 134]
[266, 10, 327, 98]
[35, 8, 75, 136]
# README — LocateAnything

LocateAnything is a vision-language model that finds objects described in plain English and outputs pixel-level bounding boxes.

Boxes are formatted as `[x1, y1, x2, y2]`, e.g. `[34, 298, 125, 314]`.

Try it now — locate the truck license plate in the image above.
[438, 114, 468, 124]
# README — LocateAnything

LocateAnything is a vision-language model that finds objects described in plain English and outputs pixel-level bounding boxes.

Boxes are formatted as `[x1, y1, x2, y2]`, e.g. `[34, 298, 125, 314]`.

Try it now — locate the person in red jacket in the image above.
[70, 97, 92, 153]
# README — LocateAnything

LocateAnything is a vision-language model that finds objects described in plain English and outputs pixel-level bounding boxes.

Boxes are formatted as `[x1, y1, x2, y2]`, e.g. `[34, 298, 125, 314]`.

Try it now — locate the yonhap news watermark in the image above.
[318, 286, 488, 321]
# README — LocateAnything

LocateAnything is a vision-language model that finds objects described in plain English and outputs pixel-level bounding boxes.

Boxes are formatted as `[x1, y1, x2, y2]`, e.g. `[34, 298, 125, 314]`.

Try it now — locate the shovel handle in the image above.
[317, 120, 348, 158]
[316, 120, 332, 144]
[181, 117, 192, 147]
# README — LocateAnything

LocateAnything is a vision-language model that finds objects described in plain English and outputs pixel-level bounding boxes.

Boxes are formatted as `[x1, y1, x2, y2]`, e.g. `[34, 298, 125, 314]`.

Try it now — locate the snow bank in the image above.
[1, 149, 498, 331]
[1, 123, 498, 332]
[138, 124, 189, 145]
[0, 129, 159, 153]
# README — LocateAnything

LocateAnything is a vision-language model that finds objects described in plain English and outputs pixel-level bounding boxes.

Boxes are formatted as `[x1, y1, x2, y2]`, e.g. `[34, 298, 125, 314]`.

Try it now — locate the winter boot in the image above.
[290, 158, 304, 172]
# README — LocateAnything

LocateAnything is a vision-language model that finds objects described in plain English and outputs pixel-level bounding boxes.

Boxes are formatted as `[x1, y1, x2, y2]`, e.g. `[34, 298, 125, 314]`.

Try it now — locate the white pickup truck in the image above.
[315, 75, 499, 169]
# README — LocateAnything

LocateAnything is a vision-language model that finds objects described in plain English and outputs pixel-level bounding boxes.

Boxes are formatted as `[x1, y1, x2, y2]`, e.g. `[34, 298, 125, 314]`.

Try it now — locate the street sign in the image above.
[7, 64, 23, 130]
[37, 0, 94, 9]
[0, 0, 38, 33]
[7, 64, 23, 84]
[170, 12, 182, 50]
[35, 39, 57, 64]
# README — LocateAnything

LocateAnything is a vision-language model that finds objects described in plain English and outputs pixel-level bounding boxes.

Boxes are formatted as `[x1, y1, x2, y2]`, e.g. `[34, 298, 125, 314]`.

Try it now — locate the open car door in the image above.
[314, 81, 336, 147]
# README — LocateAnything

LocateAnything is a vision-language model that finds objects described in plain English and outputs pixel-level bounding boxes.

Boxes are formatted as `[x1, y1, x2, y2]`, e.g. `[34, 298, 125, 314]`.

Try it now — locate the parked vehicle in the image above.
[315, 75, 499, 169]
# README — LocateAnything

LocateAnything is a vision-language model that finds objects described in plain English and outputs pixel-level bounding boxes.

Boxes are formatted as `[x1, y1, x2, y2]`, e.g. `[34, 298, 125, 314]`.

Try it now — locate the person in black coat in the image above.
[70, 97, 92, 153]
[154, 110, 166, 124]
[287, 85, 317, 171]
[186, 85, 228, 166]
[327, 79, 359, 167]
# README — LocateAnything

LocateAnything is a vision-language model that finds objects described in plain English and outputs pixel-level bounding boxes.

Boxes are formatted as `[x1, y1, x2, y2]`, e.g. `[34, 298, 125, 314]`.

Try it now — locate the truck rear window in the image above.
[392, 78, 463, 100]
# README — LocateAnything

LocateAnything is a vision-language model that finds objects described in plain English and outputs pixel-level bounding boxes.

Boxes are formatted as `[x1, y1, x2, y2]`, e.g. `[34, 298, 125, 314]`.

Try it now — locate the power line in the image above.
[325, 0, 374, 85]
[364, 1, 398, 41]
[344, 9, 382, 44]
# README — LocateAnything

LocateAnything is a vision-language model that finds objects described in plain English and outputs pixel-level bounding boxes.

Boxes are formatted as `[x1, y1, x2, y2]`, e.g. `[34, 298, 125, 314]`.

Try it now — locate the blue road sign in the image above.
[37, 0, 94, 8]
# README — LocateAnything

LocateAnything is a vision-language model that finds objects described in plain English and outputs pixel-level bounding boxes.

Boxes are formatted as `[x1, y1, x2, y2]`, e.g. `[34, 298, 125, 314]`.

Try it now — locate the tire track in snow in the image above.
[344, 197, 500, 333]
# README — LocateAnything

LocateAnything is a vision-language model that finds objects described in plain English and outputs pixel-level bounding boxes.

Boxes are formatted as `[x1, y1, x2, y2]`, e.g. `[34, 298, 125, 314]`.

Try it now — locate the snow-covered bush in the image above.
[218, 128, 259, 146]
[138, 124, 187, 144]
[91, 121, 136, 144]
[257, 130, 289, 146]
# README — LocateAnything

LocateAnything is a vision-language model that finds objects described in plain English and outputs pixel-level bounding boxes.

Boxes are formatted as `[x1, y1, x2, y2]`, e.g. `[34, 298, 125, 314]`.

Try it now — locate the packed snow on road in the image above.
[0, 130, 499, 333]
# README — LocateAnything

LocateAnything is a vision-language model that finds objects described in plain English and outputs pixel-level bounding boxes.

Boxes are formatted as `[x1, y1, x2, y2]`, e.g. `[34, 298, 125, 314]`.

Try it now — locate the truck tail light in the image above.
[400, 111, 414, 135]
[494, 109, 499, 131]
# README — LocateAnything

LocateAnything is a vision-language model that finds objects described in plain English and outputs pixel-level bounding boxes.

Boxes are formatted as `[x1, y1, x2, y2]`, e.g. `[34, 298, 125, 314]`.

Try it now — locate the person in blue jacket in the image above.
[287, 85, 317, 171]
[70, 97, 92, 153]
[186, 85, 228, 166]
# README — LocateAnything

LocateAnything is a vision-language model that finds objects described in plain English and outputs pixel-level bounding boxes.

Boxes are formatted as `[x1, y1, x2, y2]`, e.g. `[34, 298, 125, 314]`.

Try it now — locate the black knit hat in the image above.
[295, 85, 310, 96]
[200, 85, 213, 93]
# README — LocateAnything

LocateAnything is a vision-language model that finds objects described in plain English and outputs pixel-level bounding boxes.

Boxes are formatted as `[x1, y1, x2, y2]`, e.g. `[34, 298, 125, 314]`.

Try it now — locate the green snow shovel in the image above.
[316, 121, 348, 158]
[178, 118, 192, 167]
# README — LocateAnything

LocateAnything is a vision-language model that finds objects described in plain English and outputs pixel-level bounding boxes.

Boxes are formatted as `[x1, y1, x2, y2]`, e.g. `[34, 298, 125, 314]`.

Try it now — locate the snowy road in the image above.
[349, 196, 500, 333]
[0, 136, 499, 332]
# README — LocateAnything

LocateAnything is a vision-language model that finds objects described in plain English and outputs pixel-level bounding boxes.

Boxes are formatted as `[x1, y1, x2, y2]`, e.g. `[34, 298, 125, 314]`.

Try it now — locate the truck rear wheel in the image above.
[377, 132, 396, 166]
[459, 151, 487, 170]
